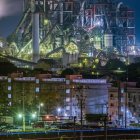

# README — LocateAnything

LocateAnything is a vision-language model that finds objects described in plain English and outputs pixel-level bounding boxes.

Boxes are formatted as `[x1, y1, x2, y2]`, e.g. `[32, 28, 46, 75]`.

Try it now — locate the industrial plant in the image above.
[1, 1, 140, 134]
[0, 0, 139, 67]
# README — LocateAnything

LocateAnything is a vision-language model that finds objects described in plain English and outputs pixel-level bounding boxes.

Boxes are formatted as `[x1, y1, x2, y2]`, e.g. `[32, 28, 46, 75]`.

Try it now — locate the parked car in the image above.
[32, 121, 44, 128]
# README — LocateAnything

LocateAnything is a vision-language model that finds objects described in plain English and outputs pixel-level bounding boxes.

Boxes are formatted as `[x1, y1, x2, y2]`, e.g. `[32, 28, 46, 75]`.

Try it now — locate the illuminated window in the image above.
[8, 102, 12, 106]
[66, 89, 70, 94]
[66, 98, 70, 102]
[66, 106, 70, 110]
[8, 86, 11, 91]
[36, 87, 40, 93]
[8, 78, 11, 83]
[8, 94, 12, 98]
[121, 88, 124, 93]
[36, 79, 39, 84]
[66, 80, 70, 84]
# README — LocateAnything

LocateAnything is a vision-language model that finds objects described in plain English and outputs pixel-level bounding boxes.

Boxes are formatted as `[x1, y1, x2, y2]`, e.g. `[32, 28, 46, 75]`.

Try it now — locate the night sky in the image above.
[0, 0, 140, 43]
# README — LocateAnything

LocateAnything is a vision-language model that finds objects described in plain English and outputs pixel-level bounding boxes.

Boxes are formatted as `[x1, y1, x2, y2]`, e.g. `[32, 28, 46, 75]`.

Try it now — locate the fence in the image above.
[0, 129, 140, 140]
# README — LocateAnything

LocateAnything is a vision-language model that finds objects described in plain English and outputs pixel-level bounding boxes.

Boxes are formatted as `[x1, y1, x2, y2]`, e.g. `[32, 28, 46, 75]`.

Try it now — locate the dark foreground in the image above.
[0, 128, 140, 140]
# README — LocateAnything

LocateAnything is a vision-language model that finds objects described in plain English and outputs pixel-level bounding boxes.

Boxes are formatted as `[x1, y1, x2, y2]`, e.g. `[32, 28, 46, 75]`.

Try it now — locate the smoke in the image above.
[0, 0, 22, 18]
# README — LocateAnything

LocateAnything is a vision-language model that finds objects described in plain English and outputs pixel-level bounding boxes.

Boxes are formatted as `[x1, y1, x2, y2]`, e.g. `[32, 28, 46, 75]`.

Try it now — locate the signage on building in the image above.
[14, 77, 36, 81]
[72, 79, 107, 84]
[42, 78, 66, 82]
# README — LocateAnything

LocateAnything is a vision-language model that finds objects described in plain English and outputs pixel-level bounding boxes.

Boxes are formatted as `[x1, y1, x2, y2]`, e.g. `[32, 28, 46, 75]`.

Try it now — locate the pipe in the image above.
[32, 13, 40, 62]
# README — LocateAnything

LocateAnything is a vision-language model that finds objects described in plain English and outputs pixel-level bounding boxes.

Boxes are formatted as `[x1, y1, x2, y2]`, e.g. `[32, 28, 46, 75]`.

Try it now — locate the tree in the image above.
[0, 61, 17, 75]
[85, 114, 107, 122]
[61, 68, 75, 77]
[104, 59, 126, 71]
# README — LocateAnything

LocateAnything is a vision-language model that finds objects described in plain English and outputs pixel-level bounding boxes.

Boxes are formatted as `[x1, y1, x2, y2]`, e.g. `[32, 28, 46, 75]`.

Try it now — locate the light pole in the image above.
[22, 92, 25, 132]
[38, 103, 44, 121]
[18, 112, 37, 129]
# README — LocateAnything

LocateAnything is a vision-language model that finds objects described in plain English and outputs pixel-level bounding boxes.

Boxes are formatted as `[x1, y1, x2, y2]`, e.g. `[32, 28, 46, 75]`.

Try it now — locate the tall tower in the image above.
[31, 0, 45, 63]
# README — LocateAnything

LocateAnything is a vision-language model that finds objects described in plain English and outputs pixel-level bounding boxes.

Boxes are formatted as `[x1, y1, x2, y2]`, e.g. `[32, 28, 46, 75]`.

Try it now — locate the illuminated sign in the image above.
[42, 78, 66, 82]
[72, 79, 106, 84]
[14, 77, 36, 81]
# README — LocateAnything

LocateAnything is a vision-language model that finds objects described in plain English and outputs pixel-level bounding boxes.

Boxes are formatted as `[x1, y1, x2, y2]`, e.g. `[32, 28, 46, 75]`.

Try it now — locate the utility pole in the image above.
[104, 104, 108, 140]
[76, 86, 85, 128]
[76, 86, 86, 140]
[125, 50, 129, 128]
[80, 97, 83, 127]
[22, 91, 25, 131]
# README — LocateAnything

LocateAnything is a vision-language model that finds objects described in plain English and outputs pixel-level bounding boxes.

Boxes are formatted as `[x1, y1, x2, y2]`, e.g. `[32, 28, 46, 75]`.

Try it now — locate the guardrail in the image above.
[1, 129, 140, 140]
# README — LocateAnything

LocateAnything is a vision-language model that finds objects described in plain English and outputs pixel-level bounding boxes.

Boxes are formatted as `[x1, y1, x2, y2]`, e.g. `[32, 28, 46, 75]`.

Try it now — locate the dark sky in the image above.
[0, 0, 22, 37]
[0, 0, 140, 43]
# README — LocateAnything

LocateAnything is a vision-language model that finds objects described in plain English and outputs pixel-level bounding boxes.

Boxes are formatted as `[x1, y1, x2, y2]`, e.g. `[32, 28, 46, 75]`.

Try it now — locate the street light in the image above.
[32, 112, 37, 119]
[57, 107, 61, 116]
[18, 113, 22, 119]
[17, 112, 25, 131]
[38, 103, 44, 121]
[18, 112, 37, 130]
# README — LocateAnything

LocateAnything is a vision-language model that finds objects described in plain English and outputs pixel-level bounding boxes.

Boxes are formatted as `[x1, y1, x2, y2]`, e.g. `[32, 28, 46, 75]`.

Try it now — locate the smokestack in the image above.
[31, 0, 40, 63]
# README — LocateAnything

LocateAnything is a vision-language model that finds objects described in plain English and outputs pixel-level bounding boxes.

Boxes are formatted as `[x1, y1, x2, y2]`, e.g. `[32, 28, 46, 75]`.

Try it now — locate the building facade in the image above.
[108, 82, 140, 127]
[1, 73, 140, 126]
[0, 73, 110, 122]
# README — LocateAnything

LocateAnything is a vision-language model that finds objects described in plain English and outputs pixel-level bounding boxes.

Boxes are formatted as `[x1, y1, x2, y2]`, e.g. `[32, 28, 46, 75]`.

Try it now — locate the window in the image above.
[8, 86, 11, 91]
[8, 94, 12, 98]
[66, 97, 70, 102]
[36, 87, 40, 93]
[36, 79, 39, 84]
[110, 103, 114, 107]
[66, 106, 70, 110]
[66, 80, 70, 85]
[8, 102, 12, 106]
[8, 78, 11, 83]
[66, 89, 70, 94]
[121, 88, 124, 93]
[110, 94, 113, 98]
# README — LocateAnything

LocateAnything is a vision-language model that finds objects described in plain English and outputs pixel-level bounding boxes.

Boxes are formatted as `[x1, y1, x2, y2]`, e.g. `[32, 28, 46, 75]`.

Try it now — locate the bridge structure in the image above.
[0, 0, 139, 68]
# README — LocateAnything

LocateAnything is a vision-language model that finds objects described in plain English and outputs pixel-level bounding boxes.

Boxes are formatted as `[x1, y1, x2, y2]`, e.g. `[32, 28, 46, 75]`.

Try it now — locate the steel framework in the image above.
[0, 0, 138, 67]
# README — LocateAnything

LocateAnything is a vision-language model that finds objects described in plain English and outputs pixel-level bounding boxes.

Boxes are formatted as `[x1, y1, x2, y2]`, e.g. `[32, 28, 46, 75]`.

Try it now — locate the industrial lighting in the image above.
[64, 113, 67, 117]
[18, 113, 22, 118]
[57, 108, 61, 116]
[38, 103, 44, 121]
[32, 113, 37, 119]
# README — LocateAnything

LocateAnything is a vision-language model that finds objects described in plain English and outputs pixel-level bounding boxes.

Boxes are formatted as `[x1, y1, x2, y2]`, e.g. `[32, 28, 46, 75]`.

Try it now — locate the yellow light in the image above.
[95, 58, 99, 63]
[92, 72, 94, 75]
[92, 65, 96, 69]
[79, 63, 82, 67]
[44, 19, 49, 25]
